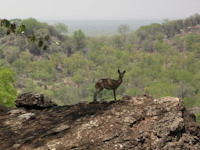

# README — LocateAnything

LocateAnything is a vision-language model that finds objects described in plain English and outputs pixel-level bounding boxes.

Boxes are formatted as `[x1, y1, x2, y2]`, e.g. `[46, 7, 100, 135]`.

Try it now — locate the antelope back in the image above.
[96, 78, 118, 90]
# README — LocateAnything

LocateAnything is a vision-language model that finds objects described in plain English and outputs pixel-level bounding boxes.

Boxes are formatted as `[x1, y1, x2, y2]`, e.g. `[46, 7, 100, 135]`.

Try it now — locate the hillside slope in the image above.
[1, 15, 200, 107]
[0, 95, 200, 150]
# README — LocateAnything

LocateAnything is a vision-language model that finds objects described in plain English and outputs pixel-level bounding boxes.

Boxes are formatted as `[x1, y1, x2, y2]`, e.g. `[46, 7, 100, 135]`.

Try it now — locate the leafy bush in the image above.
[0, 67, 17, 107]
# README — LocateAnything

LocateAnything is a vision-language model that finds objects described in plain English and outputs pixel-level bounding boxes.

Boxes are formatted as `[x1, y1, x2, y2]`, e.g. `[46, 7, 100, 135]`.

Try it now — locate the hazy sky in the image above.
[0, 0, 200, 20]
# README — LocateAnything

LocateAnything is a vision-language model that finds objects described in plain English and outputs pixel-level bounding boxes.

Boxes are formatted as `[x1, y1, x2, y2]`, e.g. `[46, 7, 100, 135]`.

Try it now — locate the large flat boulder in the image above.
[0, 96, 199, 149]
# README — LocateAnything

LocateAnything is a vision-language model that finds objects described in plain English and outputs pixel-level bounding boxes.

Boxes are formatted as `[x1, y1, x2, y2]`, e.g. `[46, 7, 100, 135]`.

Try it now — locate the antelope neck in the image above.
[118, 76, 122, 84]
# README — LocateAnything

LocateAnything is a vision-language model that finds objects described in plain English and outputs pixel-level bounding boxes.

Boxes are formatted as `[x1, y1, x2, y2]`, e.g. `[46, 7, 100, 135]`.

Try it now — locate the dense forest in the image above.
[1, 14, 200, 123]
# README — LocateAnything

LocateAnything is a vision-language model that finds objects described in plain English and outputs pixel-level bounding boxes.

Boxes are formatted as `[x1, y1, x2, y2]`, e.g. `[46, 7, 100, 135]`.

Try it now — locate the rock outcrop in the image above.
[15, 92, 57, 109]
[0, 95, 200, 150]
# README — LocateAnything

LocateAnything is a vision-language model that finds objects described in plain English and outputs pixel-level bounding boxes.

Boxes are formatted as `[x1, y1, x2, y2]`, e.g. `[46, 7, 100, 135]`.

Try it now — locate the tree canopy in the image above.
[1, 15, 200, 126]
[0, 67, 17, 107]
[54, 23, 68, 35]
[73, 29, 86, 50]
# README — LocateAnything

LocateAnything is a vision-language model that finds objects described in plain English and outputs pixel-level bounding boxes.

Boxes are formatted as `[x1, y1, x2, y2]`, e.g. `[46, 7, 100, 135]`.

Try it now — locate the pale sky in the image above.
[0, 0, 200, 20]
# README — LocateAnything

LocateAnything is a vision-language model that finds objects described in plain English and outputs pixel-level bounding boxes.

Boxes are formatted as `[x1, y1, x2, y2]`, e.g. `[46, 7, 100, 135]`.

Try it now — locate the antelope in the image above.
[94, 69, 126, 102]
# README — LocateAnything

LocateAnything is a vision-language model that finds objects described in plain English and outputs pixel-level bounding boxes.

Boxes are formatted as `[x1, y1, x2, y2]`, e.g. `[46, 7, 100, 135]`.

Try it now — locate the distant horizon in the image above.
[41, 18, 164, 23]
[43, 19, 164, 36]
[4, 14, 198, 22]
[4, 14, 199, 37]
[3, 16, 196, 22]
[8, 15, 197, 22]
[4, 13, 198, 24]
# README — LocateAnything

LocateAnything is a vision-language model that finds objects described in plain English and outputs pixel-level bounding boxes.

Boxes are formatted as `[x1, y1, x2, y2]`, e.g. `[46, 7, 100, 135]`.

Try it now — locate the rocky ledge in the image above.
[15, 92, 57, 109]
[0, 95, 200, 150]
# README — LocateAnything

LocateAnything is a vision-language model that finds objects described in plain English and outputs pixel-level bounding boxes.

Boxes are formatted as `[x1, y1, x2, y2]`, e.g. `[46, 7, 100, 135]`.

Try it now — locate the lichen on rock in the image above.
[0, 95, 199, 150]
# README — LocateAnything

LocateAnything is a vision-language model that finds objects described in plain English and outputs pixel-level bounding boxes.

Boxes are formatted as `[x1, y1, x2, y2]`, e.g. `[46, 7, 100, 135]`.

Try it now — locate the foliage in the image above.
[118, 24, 130, 35]
[0, 67, 17, 107]
[0, 18, 60, 50]
[54, 23, 68, 35]
[196, 112, 200, 125]
[0, 19, 26, 35]
[1, 14, 200, 122]
[117, 24, 130, 44]
[145, 81, 176, 98]
[73, 29, 86, 50]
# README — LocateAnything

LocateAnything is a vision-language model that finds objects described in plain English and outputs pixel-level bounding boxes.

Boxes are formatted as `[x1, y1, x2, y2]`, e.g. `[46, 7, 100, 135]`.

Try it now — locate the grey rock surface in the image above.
[15, 92, 57, 109]
[0, 96, 199, 150]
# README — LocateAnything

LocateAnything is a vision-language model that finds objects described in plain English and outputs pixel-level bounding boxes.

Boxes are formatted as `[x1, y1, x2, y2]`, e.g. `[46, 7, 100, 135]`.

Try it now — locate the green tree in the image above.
[0, 67, 17, 107]
[117, 24, 130, 44]
[21, 18, 40, 35]
[145, 81, 176, 98]
[0, 27, 6, 37]
[72, 74, 84, 88]
[153, 40, 171, 53]
[112, 35, 123, 48]
[11, 59, 26, 75]
[176, 81, 195, 99]
[125, 43, 134, 53]
[196, 112, 200, 125]
[54, 23, 68, 35]
[184, 34, 200, 51]
[136, 23, 162, 42]
[4, 46, 20, 64]
[73, 29, 86, 50]
[163, 20, 181, 37]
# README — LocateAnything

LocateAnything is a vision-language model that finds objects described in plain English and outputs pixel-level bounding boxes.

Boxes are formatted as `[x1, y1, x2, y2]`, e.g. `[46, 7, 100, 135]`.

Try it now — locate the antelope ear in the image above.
[123, 70, 126, 73]
[118, 69, 120, 73]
